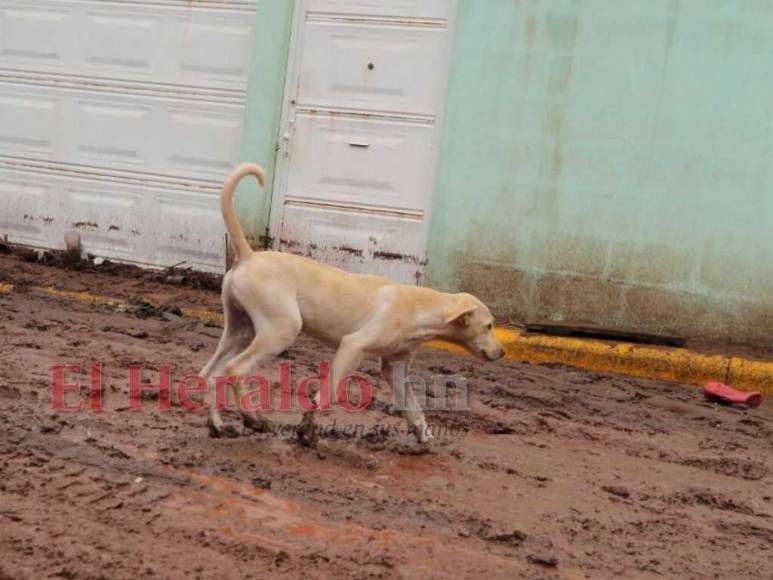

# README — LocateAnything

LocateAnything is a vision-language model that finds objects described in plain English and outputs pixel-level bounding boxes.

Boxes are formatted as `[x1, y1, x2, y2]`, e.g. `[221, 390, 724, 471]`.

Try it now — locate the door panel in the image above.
[285, 113, 436, 213]
[0, 165, 224, 271]
[281, 202, 426, 283]
[305, 0, 452, 20]
[0, 82, 244, 181]
[298, 19, 448, 117]
[0, 0, 254, 93]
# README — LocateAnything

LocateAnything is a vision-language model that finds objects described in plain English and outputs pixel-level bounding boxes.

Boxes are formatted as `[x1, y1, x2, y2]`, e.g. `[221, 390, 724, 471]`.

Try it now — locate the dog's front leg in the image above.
[382, 353, 433, 443]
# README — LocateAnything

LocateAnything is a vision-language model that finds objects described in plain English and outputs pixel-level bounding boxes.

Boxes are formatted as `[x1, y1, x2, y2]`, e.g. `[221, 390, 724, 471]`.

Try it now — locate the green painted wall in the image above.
[235, 0, 295, 251]
[427, 0, 773, 347]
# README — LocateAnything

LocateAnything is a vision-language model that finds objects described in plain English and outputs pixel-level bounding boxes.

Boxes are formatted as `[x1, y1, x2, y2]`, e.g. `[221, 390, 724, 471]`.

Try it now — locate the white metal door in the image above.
[0, 0, 257, 272]
[271, 0, 455, 284]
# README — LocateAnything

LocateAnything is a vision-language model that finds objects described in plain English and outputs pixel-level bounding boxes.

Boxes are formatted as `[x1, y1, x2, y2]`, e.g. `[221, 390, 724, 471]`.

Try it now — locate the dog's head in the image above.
[444, 293, 505, 361]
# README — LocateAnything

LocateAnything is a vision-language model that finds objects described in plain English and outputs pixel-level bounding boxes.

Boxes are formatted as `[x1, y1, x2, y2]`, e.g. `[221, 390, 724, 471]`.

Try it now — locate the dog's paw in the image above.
[413, 425, 436, 445]
[296, 428, 319, 448]
[208, 423, 240, 439]
[242, 413, 274, 434]
[296, 413, 319, 448]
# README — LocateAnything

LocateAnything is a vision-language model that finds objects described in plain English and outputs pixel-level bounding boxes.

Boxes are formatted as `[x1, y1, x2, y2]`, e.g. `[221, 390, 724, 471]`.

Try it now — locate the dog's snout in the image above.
[484, 346, 505, 361]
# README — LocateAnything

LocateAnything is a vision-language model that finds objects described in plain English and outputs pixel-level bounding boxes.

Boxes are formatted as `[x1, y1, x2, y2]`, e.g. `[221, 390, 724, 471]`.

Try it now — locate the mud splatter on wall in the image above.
[426, 0, 773, 347]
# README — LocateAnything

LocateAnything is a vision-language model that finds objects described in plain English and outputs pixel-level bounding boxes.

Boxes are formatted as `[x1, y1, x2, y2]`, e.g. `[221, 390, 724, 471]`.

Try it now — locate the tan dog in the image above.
[202, 163, 505, 444]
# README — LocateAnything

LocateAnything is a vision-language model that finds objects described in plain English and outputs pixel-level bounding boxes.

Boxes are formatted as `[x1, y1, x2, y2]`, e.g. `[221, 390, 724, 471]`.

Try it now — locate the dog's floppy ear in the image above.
[445, 296, 476, 327]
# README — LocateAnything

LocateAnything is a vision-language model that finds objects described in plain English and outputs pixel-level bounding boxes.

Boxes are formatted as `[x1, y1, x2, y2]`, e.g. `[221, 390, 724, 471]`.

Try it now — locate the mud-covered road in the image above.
[1, 253, 772, 579]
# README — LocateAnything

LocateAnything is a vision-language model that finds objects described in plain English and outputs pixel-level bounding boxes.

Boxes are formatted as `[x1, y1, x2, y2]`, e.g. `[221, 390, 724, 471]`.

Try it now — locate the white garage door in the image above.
[270, 0, 456, 285]
[0, 0, 257, 272]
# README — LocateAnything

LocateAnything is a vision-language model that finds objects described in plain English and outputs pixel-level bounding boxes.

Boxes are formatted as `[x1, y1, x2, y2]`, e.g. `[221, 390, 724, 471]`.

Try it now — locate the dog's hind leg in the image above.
[202, 341, 241, 438]
[202, 293, 254, 438]
[223, 298, 302, 434]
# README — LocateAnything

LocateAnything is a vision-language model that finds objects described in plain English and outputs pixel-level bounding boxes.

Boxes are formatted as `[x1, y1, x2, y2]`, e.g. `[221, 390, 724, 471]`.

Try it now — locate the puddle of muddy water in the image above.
[163, 469, 417, 552]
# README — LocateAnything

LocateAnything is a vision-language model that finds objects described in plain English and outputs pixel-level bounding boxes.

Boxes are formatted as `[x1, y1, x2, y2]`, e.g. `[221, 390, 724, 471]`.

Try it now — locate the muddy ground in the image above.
[1, 253, 772, 579]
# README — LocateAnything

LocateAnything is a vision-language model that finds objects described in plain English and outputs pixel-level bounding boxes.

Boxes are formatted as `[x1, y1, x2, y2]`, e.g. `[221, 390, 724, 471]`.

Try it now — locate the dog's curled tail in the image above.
[221, 163, 265, 262]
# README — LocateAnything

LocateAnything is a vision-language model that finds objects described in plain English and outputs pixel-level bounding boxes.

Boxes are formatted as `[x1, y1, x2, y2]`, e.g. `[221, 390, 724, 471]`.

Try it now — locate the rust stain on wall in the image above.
[372, 251, 425, 265]
[335, 246, 364, 257]
[73, 221, 99, 230]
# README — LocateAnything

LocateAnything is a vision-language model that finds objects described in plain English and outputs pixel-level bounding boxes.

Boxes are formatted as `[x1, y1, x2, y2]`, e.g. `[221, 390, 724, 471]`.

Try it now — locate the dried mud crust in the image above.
[1, 253, 772, 579]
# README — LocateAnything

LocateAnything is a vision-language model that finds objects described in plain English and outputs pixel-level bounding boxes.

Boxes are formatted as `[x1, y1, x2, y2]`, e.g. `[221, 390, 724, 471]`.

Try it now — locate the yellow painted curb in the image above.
[35, 287, 225, 324]
[40, 287, 120, 307]
[15, 284, 773, 395]
[180, 306, 224, 325]
[429, 327, 773, 395]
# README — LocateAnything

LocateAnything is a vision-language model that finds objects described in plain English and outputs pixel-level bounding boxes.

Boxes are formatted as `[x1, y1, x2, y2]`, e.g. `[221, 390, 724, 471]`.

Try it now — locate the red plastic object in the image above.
[704, 382, 762, 408]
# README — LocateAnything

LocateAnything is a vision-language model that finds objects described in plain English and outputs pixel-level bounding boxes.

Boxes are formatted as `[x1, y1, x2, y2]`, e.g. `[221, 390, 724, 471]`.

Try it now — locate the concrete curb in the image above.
[429, 328, 773, 395]
[3, 283, 771, 395]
